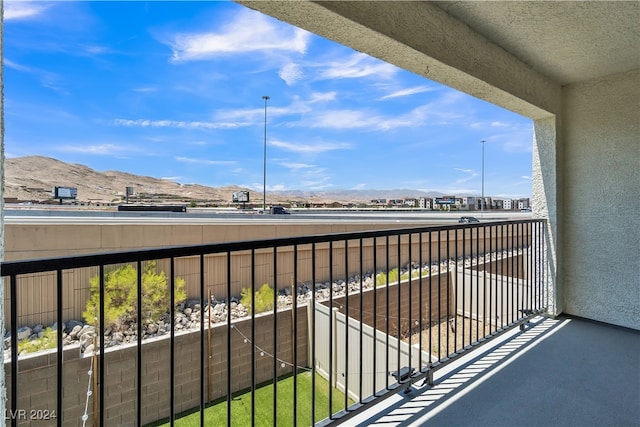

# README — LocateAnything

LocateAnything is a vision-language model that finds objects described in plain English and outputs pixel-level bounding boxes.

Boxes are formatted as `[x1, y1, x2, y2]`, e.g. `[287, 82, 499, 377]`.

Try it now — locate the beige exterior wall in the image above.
[561, 69, 640, 329]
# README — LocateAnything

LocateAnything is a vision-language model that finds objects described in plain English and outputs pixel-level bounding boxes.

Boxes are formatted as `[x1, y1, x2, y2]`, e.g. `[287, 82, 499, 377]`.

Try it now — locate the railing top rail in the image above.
[0, 219, 545, 277]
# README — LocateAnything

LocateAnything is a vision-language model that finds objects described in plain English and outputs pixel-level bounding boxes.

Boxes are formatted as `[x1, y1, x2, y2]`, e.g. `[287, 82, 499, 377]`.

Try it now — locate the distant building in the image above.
[462, 197, 477, 211]
[418, 197, 433, 209]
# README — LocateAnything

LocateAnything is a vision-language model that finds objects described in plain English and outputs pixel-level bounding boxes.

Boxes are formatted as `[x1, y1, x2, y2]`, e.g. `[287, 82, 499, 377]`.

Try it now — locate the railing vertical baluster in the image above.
[251, 249, 256, 427]
[453, 228, 458, 353]
[328, 241, 333, 419]
[56, 269, 63, 427]
[482, 224, 487, 339]
[511, 223, 515, 324]
[372, 237, 378, 395]
[528, 223, 533, 312]
[428, 231, 432, 363]
[137, 261, 143, 427]
[540, 221, 545, 311]
[199, 255, 205, 427]
[489, 225, 499, 334]
[408, 233, 413, 372]
[501, 223, 504, 328]
[469, 228, 480, 345]
[99, 264, 105, 427]
[437, 230, 441, 360]
[505, 223, 510, 326]
[293, 245, 298, 427]
[445, 230, 450, 355]
[461, 227, 466, 348]
[273, 247, 278, 427]
[517, 223, 521, 318]
[359, 238, 364, 403]
[396, 234, 401, 376]
[9, 274, 16, 427]
[311, 242, 317, 426]
[385, 236, 390, 390]
[418, 232, 423, 368]
[170, 257, 175, 425]
[226, 251, 231, 427]
[10, 275, 17, 427]
[476, 225, 480, 342]
[344, 239, 349, 411]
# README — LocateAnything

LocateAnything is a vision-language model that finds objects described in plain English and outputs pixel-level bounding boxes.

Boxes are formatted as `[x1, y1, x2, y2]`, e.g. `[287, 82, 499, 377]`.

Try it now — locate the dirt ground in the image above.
[405, 316, 493, 359]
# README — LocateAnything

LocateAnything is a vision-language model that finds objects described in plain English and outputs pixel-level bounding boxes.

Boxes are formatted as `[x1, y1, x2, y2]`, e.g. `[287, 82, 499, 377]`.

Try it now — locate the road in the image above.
[3, 207, 530, 225]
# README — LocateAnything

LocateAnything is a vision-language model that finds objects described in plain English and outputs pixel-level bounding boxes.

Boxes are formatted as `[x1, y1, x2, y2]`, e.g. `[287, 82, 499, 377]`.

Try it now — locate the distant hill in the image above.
[4, 156, 445, 205]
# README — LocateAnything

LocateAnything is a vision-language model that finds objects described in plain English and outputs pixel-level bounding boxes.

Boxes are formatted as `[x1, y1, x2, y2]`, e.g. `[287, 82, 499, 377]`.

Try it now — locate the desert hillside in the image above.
[4, 156, 441, 205]
[4, 156, 260, 205]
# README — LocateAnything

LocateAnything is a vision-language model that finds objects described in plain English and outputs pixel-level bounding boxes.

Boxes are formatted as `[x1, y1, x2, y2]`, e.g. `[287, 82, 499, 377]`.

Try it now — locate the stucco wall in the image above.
[562, 69, 640, 329]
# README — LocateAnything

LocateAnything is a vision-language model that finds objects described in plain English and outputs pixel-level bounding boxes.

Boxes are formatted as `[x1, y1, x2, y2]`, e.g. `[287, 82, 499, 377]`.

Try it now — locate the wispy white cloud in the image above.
[3, 2, 51, 20]
[307, 105, 437, 131]
[57, 143, 135, 155]
[308, 110, 379, 130]
[114, 118, 246, 130]
[4, 59, 68, 94]
[378, 85, 436, 100]
[317, 52, 398, 80]
[309, 92, 336, 103]
[278, 162, 317, 170]
[167, 9, 310, 62]
[279, 63, 304, 86]
[454, 168, 474, 174]
[352, 183, 367, 190]
[269, 139, 351, 154]
[175, 156, 237, 165]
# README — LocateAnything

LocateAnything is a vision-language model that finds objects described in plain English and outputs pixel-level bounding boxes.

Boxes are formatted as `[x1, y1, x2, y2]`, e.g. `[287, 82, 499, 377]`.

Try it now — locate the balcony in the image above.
[7, 219, 625, 426]
[345, 314, 640, 427]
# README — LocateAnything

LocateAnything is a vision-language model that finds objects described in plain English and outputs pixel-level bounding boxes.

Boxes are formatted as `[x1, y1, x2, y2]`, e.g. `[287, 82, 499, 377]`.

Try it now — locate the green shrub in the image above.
[376, 268, 400, 287]
[18, 327, 57, 354]
[83, 261, 186, 328]
[240, 284, 274, 314]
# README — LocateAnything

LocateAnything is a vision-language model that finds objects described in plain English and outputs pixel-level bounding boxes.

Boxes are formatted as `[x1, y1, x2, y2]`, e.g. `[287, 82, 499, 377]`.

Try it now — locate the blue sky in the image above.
[4, 1, 533, 198]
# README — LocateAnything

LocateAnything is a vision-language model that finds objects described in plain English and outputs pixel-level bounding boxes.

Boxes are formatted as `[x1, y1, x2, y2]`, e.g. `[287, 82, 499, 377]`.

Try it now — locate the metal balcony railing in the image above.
[1, 219, 547, 426]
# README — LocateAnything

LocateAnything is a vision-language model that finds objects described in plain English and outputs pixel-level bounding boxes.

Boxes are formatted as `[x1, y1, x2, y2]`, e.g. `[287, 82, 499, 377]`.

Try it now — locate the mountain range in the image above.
[4, 156, 446, 205]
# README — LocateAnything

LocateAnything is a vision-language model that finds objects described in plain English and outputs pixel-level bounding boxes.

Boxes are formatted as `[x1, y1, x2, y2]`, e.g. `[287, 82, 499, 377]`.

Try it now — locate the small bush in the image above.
[240, 284, 274, 314]
[18, 327, 57, 354]
[376, 268, 400, 287]
[83, 261, 186, 328]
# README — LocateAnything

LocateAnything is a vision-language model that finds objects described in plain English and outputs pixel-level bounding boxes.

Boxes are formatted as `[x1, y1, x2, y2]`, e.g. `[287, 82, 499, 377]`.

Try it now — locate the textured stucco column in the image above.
[532, 116, 560, 316]
[562, 70, 640, 329]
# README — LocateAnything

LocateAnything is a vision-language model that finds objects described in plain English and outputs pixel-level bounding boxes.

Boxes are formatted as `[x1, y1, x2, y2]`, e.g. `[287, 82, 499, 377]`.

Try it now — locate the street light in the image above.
[262, 95, 270, 213]
[481, 140, 485, 215]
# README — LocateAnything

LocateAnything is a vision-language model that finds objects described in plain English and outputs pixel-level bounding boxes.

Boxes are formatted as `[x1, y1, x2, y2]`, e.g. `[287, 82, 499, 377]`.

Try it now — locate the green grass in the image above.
[148, 372, 353, 427]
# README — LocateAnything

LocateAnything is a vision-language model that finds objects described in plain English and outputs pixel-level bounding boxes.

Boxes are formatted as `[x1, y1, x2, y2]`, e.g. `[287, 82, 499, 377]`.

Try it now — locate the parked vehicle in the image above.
[459, 216, 480, 223]
[269, 206, 290, 215]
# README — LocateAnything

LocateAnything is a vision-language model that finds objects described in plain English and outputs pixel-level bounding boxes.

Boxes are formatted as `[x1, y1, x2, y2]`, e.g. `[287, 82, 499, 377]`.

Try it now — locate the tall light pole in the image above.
[262, 95, 270, 213]
[481, 140, 485, 215]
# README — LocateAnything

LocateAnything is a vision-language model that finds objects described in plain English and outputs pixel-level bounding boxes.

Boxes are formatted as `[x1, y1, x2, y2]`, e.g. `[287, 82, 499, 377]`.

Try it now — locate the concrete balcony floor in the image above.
[347, 315, 640, 427]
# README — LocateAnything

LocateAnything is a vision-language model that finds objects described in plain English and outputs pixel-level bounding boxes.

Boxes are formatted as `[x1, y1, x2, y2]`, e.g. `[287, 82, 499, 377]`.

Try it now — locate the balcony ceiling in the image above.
[432, 1, 640, 85]
[238, 1, 639, 89]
